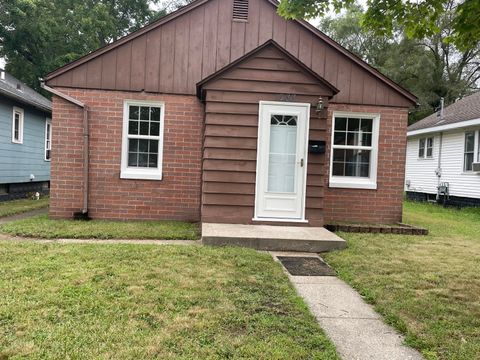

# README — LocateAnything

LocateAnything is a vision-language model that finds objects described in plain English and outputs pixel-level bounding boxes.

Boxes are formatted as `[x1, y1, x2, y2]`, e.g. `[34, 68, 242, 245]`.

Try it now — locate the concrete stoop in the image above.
[201, 223, 347, 252]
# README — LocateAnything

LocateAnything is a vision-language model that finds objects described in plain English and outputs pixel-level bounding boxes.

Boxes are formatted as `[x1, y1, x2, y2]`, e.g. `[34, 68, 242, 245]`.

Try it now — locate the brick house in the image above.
[43, 0, 417, 226]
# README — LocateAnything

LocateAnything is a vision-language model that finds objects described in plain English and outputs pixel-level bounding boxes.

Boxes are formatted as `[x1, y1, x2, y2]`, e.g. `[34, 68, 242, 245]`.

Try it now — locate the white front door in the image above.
[255, 101, 310, 221]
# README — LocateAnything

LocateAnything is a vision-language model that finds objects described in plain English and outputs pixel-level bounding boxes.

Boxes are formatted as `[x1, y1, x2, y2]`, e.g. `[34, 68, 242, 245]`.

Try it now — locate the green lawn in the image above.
[324, 201, 480, 360]
[0, 197, 49, 218]
[0, 214, 200, 240]
[0, 243, 338, 359]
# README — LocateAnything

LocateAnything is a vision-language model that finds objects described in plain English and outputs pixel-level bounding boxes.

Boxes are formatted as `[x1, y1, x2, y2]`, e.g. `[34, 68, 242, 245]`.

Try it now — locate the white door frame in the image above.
[253, 101, 310, 222]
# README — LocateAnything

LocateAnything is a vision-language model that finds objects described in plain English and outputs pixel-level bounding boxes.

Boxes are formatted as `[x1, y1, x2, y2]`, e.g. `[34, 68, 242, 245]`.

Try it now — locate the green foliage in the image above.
[278, 0, 480, 51]
[0, 214, 200, 240]
[324, 201, 480, 359]
[0, 197, 49, 218]
[0, 244, 338, 358]
[0, 0, 166, 92]
[318, 4, 480, 124]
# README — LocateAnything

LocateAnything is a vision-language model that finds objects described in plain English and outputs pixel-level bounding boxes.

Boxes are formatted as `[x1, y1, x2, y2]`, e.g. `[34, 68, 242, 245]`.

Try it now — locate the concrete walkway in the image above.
[271, 252, 424, 360]
[0, 207, 48, 225]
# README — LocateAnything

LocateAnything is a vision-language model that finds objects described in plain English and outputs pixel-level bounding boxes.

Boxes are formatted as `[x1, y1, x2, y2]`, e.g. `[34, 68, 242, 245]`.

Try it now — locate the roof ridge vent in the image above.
[233, 0, 249, 21]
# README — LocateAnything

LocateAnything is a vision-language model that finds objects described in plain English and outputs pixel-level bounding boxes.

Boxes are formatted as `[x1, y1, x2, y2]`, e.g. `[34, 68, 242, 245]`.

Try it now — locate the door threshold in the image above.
[252, 217, 309, 224]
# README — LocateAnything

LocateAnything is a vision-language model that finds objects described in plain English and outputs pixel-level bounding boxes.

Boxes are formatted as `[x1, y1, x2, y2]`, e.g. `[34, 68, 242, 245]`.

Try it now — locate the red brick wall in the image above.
[50, 88, 204, 221]
[323, 104, 409, 224]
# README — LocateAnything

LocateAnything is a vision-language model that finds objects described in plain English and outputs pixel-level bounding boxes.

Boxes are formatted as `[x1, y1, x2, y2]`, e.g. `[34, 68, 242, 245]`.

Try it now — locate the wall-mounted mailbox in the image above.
[308, 140, 325, 154]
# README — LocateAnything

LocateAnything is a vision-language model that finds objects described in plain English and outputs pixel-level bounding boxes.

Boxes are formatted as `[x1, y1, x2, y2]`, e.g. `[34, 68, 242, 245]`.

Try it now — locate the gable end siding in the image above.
[46, 0, 414, 107]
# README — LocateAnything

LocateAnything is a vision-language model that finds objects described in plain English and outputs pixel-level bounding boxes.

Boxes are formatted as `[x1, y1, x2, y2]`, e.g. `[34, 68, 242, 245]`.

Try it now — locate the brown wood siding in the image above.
[46, 0, 414, 107]
[201, 45, 329, 225]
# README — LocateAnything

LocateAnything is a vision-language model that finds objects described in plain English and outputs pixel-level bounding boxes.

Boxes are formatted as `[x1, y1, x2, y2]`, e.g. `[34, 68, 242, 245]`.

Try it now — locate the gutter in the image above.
[40, 80, 89, 217]
[407, 117, 480, 137]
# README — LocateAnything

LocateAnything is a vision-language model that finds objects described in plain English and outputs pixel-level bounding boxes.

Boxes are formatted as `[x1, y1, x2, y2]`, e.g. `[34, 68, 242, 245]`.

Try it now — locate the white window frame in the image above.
[45, 119, 52, 161]
[329, 111, 380, 190]
[12, 107, 24, 144]
[120, 100, 165, 180]
[418, 136, 434, 159]
[463, 130, 479, 172]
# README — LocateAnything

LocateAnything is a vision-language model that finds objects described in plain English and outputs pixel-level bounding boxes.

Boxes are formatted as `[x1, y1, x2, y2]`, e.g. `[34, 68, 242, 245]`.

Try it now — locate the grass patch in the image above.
[324, 201, 480, 360]
[0, 214, 200, 240]
[0, 243, 338, 359]
[0, 197, 49, 218]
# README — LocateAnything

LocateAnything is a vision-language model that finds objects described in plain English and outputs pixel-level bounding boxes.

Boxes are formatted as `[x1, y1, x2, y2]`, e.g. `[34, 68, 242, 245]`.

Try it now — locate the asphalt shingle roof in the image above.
[0, 70, 51, 113]
[408, 92, 480, 132]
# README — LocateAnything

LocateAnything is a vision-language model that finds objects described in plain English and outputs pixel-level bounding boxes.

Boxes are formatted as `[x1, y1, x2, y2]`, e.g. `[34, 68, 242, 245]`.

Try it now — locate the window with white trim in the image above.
[418, 136, 434, 158]
[121, 100, 164, 180]
[464, 131, 478, 172]
[329, 112, 380, 189]
[12, 107, 24, 144]
[45, 119, 52, 161]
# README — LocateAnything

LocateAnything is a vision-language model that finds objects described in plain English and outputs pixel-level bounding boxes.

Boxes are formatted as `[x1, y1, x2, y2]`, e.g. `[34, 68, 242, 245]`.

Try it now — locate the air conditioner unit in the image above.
[472, 163, 480, 172]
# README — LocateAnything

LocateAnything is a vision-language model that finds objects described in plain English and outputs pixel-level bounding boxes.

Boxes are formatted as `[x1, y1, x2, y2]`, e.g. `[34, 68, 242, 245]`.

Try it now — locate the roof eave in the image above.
[0, 89, 52, 113]
[407, 117, 480, 137]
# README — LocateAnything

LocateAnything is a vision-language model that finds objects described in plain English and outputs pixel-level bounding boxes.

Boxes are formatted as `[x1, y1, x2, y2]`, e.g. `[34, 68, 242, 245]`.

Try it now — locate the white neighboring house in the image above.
[405, 92, 480, 206]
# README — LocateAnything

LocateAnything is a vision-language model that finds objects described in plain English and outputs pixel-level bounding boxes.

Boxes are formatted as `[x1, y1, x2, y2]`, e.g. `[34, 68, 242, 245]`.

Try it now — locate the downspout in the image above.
[40, 80, 89, 217]
[436, 132, 443, 200]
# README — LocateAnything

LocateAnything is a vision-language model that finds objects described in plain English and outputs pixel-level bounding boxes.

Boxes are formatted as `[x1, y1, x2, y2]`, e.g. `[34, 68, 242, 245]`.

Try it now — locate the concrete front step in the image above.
[201, 223, 347, 252]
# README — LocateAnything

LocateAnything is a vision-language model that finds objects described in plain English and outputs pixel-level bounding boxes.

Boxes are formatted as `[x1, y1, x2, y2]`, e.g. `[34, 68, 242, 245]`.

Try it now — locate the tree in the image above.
[278, 0, 480, 50]
[318, 3, 480, 123]
[0, 0, 166, 92]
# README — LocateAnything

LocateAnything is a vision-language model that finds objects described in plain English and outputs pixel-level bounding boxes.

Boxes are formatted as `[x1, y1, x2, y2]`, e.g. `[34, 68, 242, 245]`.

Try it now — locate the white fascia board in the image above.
[407, 118, 480, 137]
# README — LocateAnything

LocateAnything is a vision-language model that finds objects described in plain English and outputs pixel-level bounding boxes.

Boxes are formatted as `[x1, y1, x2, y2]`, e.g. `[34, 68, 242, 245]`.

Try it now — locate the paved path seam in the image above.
[270, 251, 424, 360]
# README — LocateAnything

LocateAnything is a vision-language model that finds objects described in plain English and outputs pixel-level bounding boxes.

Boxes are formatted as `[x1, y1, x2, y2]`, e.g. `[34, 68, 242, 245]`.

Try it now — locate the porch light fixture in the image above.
[316, 97, 324, 113]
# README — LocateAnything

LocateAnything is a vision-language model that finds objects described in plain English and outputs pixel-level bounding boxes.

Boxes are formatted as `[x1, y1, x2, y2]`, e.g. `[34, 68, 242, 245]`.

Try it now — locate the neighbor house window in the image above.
[45, 119, 52, 161]
[12, 107, 24, 144]
[418, 136, 434, 158]
[464, 131, 476, 172]
[330, 112, 380, 189]
[120, 100, 164, 180]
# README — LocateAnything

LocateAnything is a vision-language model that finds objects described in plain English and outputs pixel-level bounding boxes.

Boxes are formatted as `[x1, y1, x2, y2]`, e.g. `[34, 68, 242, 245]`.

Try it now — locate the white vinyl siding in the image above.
[405, 129, 480, 199]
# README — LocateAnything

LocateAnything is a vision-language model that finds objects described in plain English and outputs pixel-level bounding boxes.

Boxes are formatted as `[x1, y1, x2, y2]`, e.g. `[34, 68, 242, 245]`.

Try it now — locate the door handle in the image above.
[300, 158, 304, 167]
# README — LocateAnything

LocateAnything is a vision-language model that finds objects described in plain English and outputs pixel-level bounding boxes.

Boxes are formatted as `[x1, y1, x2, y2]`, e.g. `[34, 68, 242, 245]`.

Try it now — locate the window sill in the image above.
[329, 178, 377, 190]
[120, 170, 162, 181]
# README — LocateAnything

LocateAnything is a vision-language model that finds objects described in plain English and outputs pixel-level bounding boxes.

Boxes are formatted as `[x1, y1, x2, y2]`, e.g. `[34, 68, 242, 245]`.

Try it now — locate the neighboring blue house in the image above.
[0, 68, 52, 201]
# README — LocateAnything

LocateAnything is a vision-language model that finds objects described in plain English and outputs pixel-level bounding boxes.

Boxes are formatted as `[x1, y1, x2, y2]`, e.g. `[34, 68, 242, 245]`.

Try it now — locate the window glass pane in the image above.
[129, 106, 139, 120]
[148, 154, 158, 168]
[138, 153, 148, 167]
[334, 117, 347, 131]
[128, 120, 139, 135]
[465, 132, 475, 152]
[150, 107, 161, 121]
[334, 131, 346, 145]
[129, 139, 138, 152]
[46, 150, 51, 160]
[465, 153, 474, 171]
[149, 140, 159, 154]
[332, 149, 370, 177]
[360, 119, 373, 133]
[347, 132, 361, 146]
[426, 147, 433, 157]
[332, 161, 345, 176]
[150, 121, 160, 136]
[347, 118, 360, 132]
[128, 152, 138, 167]
[139, 121, 149, 135]
[138, 139, 149, 153]
[419, 138, 425, 157]
[268, 114, 297, 192]
[362, 133, 372, 146]
[140, 106, 150, 120]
